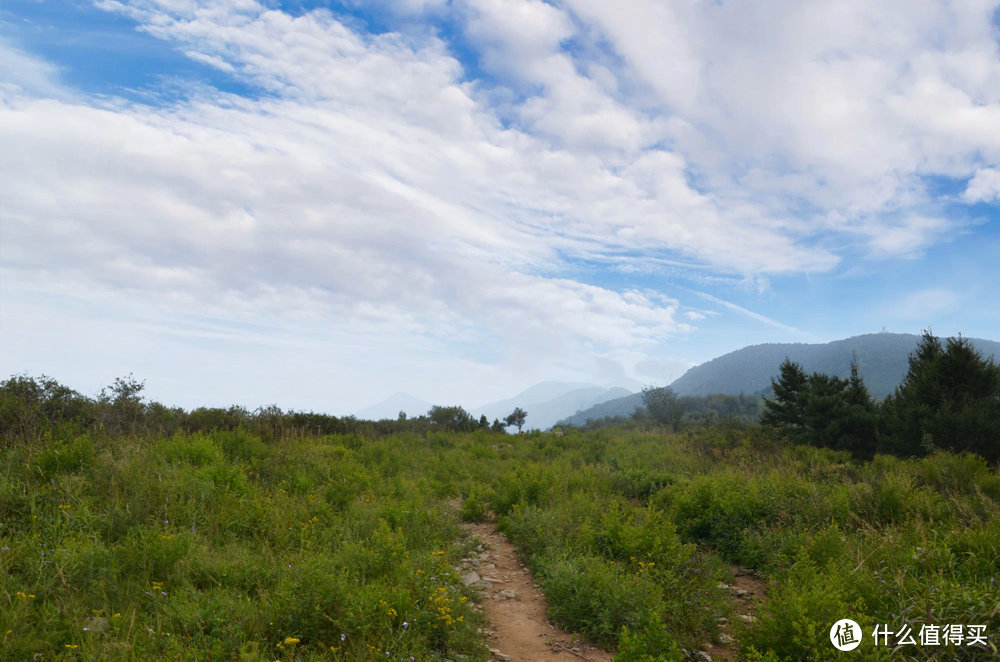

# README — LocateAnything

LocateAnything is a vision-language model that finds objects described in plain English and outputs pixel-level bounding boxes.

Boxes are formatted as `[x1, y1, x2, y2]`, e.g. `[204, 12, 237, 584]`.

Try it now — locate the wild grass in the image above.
[1, 421, 997, 660]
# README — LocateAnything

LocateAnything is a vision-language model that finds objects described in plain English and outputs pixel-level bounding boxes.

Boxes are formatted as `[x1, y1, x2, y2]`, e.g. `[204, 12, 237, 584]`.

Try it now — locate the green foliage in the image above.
[642, 386, 685, 430]
[2, 373, 999, 660]
[428, 404, 476, 431]
[880, 332, 1000, 461]
[504, 407, 527, 433]
[762, 359, 877, 457]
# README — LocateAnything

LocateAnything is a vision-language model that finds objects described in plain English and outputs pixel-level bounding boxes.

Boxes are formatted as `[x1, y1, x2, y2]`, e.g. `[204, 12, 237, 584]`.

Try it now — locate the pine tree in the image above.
[839, 361, 878, 457]
[879, 331, 1000, 461]
[761, 359, 809, 437]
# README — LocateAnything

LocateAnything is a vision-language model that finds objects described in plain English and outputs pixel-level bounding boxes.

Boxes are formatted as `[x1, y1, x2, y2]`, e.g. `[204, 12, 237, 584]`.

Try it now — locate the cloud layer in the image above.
[2, 0, 999, 406]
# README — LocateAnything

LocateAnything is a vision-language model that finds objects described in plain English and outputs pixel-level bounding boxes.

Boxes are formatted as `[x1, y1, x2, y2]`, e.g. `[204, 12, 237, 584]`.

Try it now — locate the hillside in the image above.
[671, 332, 1000, 398]
[559, 332, 1000, 427]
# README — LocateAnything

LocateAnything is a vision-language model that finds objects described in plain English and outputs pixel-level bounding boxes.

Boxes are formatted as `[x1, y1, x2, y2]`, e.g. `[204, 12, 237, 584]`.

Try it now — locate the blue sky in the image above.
[2, 0, 999, 413]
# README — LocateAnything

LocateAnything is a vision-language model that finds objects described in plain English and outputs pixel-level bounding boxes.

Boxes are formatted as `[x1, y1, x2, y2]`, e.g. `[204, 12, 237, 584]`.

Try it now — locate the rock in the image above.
[715, 583, 731, 590]
[498, 589, 518, 600]
[738, 614, 756, 624]
[718, 633, 735, 645]
[489, 649, 511, 661]
[717, 617, 729, 624]
[461, 571, 481, 586]
[732, 587, 749, 597]
[693, 651, 713, 662]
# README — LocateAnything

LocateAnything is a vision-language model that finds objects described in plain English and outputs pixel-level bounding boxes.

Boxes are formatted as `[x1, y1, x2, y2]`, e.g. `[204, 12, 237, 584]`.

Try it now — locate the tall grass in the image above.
[1, 421, 997, 660]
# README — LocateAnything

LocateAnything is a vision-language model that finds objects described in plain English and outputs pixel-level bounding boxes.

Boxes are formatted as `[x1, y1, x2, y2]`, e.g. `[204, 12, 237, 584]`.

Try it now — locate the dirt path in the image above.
[460, 522, 614, 662]
[702, 565, 768, 661]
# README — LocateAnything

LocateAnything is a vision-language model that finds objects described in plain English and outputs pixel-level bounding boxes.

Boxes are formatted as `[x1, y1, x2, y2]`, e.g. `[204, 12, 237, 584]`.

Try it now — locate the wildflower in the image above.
[402, 621, 409, 628]
[341, 633, 346, 641]
[1, 547, 9, 551]
[65, 644, 79, 649]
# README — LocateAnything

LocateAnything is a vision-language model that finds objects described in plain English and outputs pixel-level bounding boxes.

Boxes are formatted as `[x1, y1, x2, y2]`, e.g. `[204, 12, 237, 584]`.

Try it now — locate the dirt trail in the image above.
[702, 565, 768, 661]
[461, 522, 614, 662]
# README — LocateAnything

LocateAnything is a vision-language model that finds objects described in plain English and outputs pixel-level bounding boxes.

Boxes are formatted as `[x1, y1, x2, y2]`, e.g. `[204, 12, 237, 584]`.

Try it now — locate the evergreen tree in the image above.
[761, 359, 809, 436]
[879, 331, 1000, 461]
[839, 361, 878, 458]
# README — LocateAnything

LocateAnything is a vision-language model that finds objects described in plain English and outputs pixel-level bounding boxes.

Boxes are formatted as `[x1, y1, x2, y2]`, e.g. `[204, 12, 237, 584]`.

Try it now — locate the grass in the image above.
[1, 423, 998, 660]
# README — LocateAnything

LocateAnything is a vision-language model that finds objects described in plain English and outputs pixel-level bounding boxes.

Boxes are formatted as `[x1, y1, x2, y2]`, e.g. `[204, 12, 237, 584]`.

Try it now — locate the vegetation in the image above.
[503, 407, 527, 434]
[763, 332, 1000, 462]
[1, 358, 998, 660]
[641, 386, 685, 430]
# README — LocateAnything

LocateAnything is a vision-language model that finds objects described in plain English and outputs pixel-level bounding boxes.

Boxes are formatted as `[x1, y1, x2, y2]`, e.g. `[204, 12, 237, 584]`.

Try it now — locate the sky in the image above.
[1, 0, 999, 414]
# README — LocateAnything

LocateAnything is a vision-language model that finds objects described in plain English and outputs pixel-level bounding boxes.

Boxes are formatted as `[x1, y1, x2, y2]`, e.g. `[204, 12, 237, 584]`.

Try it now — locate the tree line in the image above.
[0, 374, 530, 444]
[761, 331, 1000, 462]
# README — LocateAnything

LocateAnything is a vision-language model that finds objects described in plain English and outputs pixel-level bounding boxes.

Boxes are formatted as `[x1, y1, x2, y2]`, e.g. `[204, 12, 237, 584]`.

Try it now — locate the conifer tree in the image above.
[761, 358, 809, 437]
[880, 331, 1000, 461]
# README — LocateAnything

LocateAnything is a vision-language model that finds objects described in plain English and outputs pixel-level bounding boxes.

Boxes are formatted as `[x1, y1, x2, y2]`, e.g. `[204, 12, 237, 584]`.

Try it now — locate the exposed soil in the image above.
[461, 522, 614, 662]
[701, 565, 768, 661]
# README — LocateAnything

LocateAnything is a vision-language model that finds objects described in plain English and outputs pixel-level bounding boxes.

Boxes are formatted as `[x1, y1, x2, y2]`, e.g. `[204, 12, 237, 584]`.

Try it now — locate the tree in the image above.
[839, 360, 878, 458]
[504, 407, 527, 433]
[880, 331, 1000, 461]
[760, 359, 808, 435]
[428, 405, 475, 432]
[641, 386, 685, 430]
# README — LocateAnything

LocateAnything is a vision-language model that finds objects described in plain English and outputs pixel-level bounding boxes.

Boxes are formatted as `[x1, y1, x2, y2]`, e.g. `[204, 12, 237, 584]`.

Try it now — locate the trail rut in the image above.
[461, 522, 613, 662]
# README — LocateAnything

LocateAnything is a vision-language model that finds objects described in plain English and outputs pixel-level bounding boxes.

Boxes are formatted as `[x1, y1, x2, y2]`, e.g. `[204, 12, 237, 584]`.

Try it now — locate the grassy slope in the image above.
[2, 425, 998, 661]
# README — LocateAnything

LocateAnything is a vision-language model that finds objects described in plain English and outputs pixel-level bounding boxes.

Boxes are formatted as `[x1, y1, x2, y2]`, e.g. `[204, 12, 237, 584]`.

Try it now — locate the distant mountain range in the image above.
[471, 381, 637, 431]
[355, 379, 643, 430]
[557, 333, 1000, 428]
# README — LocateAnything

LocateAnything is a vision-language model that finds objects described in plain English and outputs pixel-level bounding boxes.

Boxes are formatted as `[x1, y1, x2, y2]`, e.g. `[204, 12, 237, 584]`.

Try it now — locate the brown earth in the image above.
[701, 565, 768, 661]
[461, 522, 614, 662]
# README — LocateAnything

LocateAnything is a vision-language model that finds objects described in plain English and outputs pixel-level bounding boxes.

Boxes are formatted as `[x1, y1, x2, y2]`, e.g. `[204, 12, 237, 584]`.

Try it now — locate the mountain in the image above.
[558, 332, 1000, 427]
[354, 392, 433, 420]
[670, 333, 1000, 399]
[472, 381, 634, 431]
[555, 391, 645, 428]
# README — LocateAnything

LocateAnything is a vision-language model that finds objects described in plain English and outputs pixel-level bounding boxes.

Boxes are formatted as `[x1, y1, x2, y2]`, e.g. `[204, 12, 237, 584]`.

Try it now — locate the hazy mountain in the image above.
[670, 332, 1000, 399]
[558, 332, 1000, 427]
[355, 392, 433, 420]
[555, 391, 645, 428]
[473, 381, 634, 431]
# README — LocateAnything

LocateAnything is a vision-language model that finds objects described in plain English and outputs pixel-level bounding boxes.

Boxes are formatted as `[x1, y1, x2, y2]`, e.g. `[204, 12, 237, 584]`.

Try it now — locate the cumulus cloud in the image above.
[964, 168, 1000, 203]
[3, 0, 998, 403]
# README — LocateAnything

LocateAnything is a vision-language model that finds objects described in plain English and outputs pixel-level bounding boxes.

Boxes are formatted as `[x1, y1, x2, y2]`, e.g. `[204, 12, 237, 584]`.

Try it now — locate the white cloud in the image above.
[964, 168, 1000, 203]
[3, 0, 999, 406]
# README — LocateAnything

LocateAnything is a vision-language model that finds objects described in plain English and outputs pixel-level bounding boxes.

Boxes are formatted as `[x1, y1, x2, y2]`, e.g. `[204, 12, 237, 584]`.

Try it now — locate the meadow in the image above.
[1, 403, 998, 660]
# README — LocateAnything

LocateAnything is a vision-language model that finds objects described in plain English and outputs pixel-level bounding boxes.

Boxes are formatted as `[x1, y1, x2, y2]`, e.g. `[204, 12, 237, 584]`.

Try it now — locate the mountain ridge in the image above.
[557, 332, 1000, 428]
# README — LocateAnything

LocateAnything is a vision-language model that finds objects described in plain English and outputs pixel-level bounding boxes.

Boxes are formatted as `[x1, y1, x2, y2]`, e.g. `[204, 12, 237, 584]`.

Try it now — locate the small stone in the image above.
[718, 633, 735, 645]
[462, 571, 481, 586]
[717, 617, 729, 624]
[489, 649, 511, 661]
[693, 651, 713, 662]
[498, 589, 517, 600]
[715, 583, 731, 590]
[732, 587, 749, 597]
[738, 614, 756, 624]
